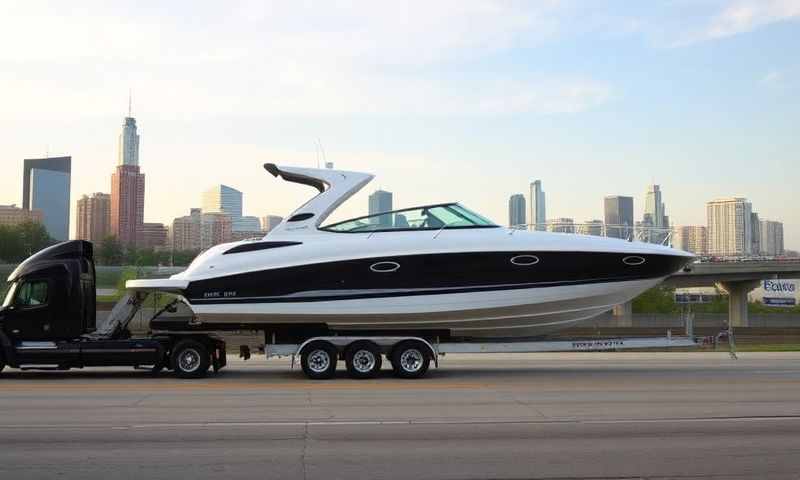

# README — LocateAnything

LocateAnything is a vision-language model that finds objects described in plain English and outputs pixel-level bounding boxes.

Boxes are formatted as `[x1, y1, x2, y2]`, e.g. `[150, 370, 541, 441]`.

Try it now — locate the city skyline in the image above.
[1, 2, 797, 249]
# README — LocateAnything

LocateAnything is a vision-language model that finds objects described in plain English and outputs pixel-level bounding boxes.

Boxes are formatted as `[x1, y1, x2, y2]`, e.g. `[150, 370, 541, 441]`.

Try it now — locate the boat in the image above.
[128, 163, 694, 339]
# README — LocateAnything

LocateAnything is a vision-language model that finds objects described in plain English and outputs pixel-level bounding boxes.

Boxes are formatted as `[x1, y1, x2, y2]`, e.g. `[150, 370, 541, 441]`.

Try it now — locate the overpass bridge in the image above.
[612, 260, 800, 327]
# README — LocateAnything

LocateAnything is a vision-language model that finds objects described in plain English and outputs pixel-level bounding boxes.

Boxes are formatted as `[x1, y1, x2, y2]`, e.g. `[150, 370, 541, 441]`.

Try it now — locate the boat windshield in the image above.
[321, 203, 498, 233]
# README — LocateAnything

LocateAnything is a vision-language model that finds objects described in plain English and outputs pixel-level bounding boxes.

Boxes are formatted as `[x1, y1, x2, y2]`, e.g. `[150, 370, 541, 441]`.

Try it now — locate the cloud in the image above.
[674, 0, 800, 46]
[0, 0, 612, 119]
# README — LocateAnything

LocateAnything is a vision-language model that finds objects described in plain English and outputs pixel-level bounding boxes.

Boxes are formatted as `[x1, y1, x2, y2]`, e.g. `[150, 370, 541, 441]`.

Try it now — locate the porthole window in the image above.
[622, 256, 646, 266]
[510, 255, 540, 266]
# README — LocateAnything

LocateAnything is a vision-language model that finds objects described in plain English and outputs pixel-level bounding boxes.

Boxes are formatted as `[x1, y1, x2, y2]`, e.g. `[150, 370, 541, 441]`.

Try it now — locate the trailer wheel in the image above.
[345, 341, 382, 379]
[300, 341, 338, 380]
[171, 340, 211, 379]
[390, 340, 430, 379]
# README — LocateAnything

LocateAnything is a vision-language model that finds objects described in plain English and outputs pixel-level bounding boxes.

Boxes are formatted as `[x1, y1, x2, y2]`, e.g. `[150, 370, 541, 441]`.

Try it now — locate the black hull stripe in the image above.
[188, 275, 659, 305]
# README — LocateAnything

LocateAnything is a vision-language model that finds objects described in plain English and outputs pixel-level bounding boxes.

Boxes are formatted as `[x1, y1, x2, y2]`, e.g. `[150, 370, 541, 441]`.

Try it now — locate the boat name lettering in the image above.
[203, 291, 238, 298]
[571, 340, 624, 349]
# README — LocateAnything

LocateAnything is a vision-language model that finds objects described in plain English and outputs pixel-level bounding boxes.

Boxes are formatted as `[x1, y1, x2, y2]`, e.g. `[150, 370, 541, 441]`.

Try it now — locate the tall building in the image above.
[643, 185, 667, 228]
[751, 212, 761, 255]
[604, 196, 634, 239]
[706, 198, 752, 256]
[760, 220, 784, 257]
[674, 226, 708, 255]
[111, 111, 145, 247]
[368, 190, 393, 227]
[546, 218, 574, 234]
[118, 117, 140, 166]
[23, 156, 71, 241]
[642, 184, 669, 244]
[76, 193, 110, 242]
[508, 194, 526, 227]
[529, 180, 546, 231]
[201, 213, 232, 250]
[140, 222, 168, 249]
[578, 219, 604, 236]
[111, 164, 145, 246]
[201, 184, 260, 232]
[171, 208, 203, 252]
[0, 204, 43, 227]
[261, 215, 284, 233]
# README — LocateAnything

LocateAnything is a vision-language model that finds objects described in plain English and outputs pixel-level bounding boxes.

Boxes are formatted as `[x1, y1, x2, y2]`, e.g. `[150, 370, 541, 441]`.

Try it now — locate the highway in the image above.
[2, 352, 800, 479]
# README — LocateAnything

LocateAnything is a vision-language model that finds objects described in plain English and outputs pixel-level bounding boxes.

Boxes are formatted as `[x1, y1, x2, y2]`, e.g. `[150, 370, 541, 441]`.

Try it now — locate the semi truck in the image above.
[0, 241, 700, 380]
[0, 241, 225, 378]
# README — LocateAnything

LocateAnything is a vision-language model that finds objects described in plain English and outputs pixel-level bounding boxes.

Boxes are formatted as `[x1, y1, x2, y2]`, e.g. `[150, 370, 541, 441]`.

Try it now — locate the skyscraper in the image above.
[751, 212, 761, 255]
[118, 117, 140, 166]
[76, 193, 110, 243]
[111, 111, 145, 247]
[202, 184, 260, 232]
[508, 194, 526, 227]
[23, 156, 71, 241]
[706, 198, 752, 256]
[604, 196, 634, 239]
[760, 220, 784, 257]
[529, 180, 546, 231]
[643, 185, 667, 228]
[368, 190, 393, 227]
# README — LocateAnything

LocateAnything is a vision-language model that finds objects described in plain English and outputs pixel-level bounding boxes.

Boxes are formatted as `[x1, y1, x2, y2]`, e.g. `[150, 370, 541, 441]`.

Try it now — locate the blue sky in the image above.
[0, 1, 798, 248]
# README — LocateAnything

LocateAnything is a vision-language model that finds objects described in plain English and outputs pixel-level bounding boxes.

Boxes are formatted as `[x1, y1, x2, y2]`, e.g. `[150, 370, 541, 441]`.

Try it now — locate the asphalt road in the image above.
[2, 352, 800, 480]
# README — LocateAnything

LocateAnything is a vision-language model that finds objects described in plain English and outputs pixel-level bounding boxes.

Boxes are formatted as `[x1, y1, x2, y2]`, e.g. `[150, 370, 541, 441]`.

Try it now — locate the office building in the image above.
[202, 184, 259, 232]
[23, 156, 71, 241]
[171, 208, 203, 252]
[750, 212, 761, 255]
[262, 215, 284, 233]
[546, 218, 574, 234]
[140, 222, 168, 249]
[201, 213, 232, 250]
[706, 198, 752, 256]
[674, 226, 708, 255]
[529, 180, 546, 231]
[111, 165, 145, 246]
[0, 204, 43, 227]
[368, 190, 393, 227]
[760, 220, 784, 257]
[111, 112, 145, 247]
[604, 196, 634, 239]
[643, 185, 668, 228]
[508, 194, 526, 227]
[76, 193, 111, 242]
[578, 219, 604, 236]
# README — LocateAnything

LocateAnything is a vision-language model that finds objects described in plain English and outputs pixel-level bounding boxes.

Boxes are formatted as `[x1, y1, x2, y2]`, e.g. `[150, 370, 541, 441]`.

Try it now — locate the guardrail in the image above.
[510, 223, 675, 246]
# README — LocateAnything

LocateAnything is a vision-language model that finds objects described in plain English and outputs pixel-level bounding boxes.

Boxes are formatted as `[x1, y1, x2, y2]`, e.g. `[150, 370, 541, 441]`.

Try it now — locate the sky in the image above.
[0, 0, 798, 249]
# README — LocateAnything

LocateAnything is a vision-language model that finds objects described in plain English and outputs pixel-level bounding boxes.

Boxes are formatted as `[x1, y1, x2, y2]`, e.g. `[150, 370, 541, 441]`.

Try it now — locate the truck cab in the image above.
[0, 241, 225, 378]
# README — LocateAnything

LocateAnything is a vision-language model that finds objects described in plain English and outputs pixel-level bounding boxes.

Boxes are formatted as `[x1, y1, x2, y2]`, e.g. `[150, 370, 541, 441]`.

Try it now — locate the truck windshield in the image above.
[2, 282, 17, 308]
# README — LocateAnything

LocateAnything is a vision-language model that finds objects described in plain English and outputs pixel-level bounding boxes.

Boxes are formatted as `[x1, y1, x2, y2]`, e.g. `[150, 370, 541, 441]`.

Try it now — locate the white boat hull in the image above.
[187, 277, 661, 338]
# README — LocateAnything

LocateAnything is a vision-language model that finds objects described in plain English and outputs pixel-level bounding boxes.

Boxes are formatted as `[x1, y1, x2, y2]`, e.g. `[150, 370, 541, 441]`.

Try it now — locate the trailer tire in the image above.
[300, 341, 338, 380]
[390, 340, 430, 379]
[171, 340, 211, 379]
[345, 341, 382, 379]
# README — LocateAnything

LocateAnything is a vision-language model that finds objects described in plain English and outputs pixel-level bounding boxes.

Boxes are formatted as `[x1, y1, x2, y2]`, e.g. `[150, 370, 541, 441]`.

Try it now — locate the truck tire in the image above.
[390, 340, 430, 379]
[345, 341, 382, 379]
[300, 341, 338, 380]
[171, 340, 211, 379]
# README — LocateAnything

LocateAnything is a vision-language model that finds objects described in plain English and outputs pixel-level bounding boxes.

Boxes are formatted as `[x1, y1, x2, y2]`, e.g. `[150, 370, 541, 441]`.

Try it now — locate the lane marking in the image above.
[4, 415, 800, 431]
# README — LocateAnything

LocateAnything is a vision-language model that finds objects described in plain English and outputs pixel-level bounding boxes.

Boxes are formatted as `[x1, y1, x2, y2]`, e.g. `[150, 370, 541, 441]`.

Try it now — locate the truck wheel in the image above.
[171, 340, 210, 379]
[390, 340, 430, 379]
[345, 341, 382, 379]
[300, 341, 338, 380]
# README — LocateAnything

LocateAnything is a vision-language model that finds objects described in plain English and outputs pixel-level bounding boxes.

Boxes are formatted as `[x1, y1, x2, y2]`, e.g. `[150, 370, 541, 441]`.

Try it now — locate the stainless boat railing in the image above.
[509, 222, 675, 247]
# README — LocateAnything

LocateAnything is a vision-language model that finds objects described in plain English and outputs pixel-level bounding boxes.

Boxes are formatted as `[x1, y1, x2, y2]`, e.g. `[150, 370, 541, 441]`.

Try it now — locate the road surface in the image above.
[1, 352, 799, 479]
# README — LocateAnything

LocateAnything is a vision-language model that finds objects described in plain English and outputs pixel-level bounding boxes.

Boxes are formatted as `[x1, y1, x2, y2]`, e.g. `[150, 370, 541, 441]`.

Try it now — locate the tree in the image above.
[0, 222, 54, 263]
[97, 236, 124, 265]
